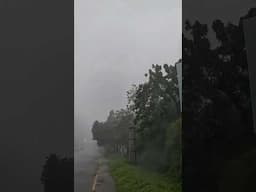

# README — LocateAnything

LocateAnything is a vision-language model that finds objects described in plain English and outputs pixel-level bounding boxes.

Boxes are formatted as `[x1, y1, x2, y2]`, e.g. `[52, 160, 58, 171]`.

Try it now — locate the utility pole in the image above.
[128, 126, 136, 164]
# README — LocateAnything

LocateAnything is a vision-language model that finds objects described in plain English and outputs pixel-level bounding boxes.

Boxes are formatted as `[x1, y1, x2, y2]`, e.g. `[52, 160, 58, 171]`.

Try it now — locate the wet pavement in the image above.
[75, 140, 101, 192]
[93, 157, 116, 192]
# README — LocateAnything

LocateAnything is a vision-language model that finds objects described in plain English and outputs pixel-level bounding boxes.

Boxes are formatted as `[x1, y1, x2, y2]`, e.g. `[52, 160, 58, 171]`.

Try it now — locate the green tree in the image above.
[128, 64, 180, 148]
[127, 63, 181, 175]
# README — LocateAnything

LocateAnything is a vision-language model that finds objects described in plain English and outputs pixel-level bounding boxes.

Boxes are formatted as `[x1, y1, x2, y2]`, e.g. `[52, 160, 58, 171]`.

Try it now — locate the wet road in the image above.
[75, 140, 101, 192]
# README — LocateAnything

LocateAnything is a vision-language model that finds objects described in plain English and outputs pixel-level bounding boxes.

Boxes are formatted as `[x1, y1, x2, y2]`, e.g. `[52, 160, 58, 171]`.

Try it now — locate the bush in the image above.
[109, 158, 181, 192]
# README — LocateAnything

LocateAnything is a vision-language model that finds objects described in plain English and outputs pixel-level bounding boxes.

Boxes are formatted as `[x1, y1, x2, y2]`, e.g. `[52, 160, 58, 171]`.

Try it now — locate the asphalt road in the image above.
[75, 140, 101, 192]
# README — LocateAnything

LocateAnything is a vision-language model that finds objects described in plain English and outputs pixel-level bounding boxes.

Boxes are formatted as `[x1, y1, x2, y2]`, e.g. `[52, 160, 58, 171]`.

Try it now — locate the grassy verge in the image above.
[109, 157, 181, 192]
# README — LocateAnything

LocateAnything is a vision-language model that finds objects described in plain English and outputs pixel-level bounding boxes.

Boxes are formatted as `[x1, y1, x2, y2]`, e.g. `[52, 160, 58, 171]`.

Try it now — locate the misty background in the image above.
[75, 0, 181, 144]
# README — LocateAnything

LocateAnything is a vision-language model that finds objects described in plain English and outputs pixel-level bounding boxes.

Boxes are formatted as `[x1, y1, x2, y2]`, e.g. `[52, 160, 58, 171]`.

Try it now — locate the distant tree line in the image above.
[183, 8, 256, 192]
[92, 109, 134, 154]
[92, 62, 181, 180]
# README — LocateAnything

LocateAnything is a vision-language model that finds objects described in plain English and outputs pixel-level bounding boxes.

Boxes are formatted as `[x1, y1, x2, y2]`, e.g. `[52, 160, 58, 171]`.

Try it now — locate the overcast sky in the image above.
[75, 0, 181, 138]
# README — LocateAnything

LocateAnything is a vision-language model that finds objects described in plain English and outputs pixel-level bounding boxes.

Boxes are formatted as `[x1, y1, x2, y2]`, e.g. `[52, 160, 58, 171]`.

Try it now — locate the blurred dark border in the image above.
[0, 1, 74, 191]
[183, 1, 256, 192]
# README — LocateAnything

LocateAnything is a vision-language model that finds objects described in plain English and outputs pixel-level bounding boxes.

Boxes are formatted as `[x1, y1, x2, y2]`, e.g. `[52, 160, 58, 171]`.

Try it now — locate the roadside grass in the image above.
[109, 157, 181, 192]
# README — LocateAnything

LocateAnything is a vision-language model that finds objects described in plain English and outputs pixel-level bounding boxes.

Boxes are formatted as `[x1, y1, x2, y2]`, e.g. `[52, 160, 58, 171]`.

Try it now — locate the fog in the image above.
[75, 0, 181, 141]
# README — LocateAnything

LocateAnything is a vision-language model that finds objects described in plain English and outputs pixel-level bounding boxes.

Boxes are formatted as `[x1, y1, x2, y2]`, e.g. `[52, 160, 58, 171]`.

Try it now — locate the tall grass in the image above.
[109, 158, 181, 192]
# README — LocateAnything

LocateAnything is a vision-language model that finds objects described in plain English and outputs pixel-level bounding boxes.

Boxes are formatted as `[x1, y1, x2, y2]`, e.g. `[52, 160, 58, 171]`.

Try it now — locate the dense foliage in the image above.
[127, 63, 181, 176]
